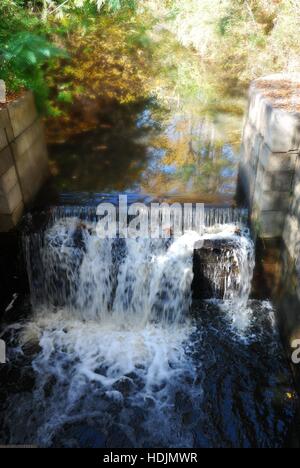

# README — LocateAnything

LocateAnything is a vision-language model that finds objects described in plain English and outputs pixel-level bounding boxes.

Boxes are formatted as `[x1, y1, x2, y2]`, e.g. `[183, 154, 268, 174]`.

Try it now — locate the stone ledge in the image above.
[7, 91, 38, 139]
[240, 73, 300, 241]
[0, 88, 49, 232]
[248, 74, 300, 153]
[192, 238, 241, 299]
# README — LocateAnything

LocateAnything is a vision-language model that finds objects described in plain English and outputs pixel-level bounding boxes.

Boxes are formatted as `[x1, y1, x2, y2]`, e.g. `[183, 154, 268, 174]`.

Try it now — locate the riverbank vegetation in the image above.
[161, 0, 300, 91]
[1, 1, 300, 116]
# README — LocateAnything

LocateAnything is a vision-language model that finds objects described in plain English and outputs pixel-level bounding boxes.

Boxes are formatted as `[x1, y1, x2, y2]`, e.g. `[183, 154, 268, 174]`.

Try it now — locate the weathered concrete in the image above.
[239, 74, 300, 376]
[239, 73, 300, 245]
[0, 90, 49, 231]
[283, 155, 300, 260]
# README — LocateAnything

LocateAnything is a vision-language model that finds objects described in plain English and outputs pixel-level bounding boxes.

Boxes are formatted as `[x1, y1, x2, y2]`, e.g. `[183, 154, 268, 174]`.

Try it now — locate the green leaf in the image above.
[25, 51, 37, 65]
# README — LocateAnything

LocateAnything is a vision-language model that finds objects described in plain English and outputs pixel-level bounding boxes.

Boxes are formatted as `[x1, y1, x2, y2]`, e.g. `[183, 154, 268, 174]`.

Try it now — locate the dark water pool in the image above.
[0, 299, 298, 448]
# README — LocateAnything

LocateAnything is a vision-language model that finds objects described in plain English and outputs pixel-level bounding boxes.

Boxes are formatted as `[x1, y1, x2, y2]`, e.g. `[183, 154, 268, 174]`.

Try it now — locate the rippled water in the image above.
[0, 215, 298, 448]
[0, 300, 297, 448]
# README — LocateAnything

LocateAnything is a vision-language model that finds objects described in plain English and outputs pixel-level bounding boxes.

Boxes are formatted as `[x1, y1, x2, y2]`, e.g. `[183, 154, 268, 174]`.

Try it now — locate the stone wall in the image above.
[239, 73, 300, 247]
[0, 91, 49, 231]
[239, 74, 300, 383]
[283, 155, 300, 263]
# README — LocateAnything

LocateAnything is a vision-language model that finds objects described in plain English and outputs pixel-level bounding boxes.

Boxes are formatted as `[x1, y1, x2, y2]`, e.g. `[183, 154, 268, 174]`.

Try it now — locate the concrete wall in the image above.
[283, 155, 300, 263]
[0, 91, 49, 231]
[239, 74, 300, 384]
[239, 73, 300, 245]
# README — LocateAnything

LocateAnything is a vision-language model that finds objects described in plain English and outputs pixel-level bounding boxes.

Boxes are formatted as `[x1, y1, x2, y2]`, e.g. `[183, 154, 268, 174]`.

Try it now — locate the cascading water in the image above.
[24, 219, 202, 325]
[24, 211, 255, 333]
[0, 207, 297, 448]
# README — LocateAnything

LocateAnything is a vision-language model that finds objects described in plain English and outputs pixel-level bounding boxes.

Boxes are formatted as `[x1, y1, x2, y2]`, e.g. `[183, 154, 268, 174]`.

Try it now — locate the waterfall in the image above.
[23, 207, 253, 326]
[24, 217, 202, 326]
[17, 215, 205, 446]
[3, 206, 256, 446]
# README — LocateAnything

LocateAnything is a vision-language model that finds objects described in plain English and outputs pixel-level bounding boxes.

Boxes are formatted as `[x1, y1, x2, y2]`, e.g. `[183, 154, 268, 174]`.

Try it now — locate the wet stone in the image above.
[21, 341, 42, 358]
[112, 376, 135, 396]
[125, 371, 144, 391]
[192, 238, 241, 299]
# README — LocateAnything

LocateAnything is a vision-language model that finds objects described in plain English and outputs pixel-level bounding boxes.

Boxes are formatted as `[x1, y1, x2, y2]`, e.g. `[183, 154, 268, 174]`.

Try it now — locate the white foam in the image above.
[13, 216, 256, 445]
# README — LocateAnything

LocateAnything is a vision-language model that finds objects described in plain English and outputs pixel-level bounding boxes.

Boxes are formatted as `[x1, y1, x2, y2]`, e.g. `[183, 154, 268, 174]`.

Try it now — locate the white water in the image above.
[25, 222, 202, 325]
[4, 214, 256, 446]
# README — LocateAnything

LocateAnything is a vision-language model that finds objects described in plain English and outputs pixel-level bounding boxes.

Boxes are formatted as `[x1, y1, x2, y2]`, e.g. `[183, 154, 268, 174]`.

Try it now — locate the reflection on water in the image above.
[252, 239, 300, 395]
[46, 23, 245, 203]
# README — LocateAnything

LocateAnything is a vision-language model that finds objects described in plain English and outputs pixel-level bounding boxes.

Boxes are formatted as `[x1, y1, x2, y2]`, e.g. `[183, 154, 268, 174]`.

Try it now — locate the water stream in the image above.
[0, 210, 297, 448]
[0, 12, 299, 449]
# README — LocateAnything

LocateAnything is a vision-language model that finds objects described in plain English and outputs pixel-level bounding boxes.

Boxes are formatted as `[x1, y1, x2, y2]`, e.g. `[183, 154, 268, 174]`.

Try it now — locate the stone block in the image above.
[247, 88, 274, 141]
[252, 163, 265, 200]
[290, 173, 300, 218]
[248, 85, 300, 153]
[295, 155, 300, 179]
[0, 166, 18, 195]
[0, 146, 14, 177]
[15, 133, 48, 176]
[16, 139, 49, 204]
[7, 91, 37, 138]
[0, 90, 49, 232]
[265, 108, 300, 153]
[254, 190, 291, 212]
[241, 121, 263, 166]
[192, 238, 242, 299]
[253, 210, 285, 238]
[0, 107, 14, 142]
[0, 128, 8, 151]
[252, 133, 263, 170]
[263, 171, 294, 192]
[0, 183, 22, 214]
[12, 119, 43, 158]
[260, 144, 298, 172]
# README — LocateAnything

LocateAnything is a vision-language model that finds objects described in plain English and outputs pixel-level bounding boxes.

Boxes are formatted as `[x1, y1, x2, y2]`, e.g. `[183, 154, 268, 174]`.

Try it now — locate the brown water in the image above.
[45, 22, 246, 204]
[3, 14, 299, 450]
